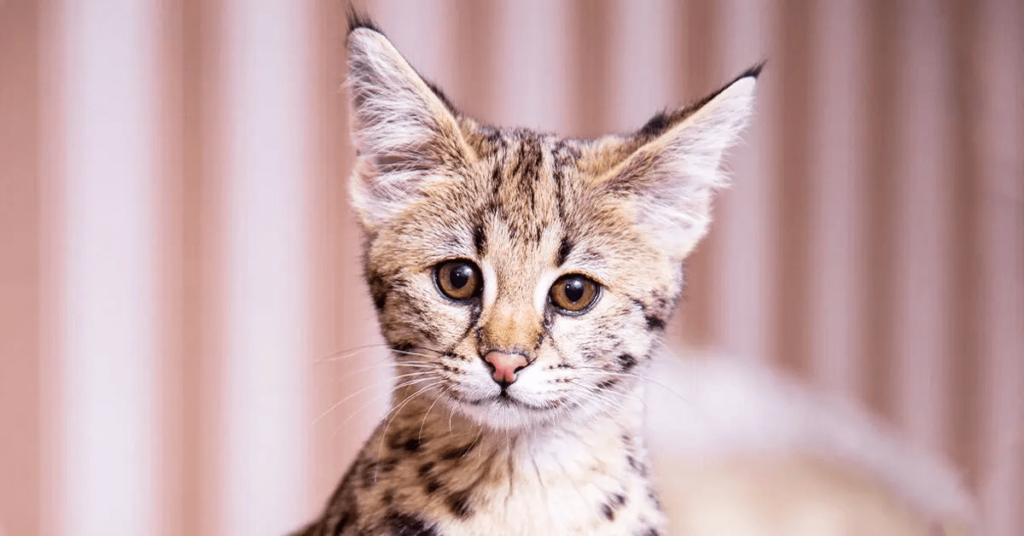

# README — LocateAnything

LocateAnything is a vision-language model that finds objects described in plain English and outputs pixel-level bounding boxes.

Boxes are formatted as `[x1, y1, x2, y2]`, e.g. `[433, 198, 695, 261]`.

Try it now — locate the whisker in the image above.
[375, 380, 444, 481]
[418, 385, 452, 442]
[392, 349, 443, 360]
[562, 378, 645, 408]
[569, 366, 693, 407]
[315, 341, 448, 365]
[314, 342, 392, 364]
[314, 371, 437, 426]
[328, 375, 441, 437]
[329, 357, 405, 385]
[566, 384, 629, 415]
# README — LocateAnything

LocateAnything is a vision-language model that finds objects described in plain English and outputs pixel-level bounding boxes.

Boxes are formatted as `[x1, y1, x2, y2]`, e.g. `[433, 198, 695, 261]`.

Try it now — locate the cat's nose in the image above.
[483, 351, 529, 386]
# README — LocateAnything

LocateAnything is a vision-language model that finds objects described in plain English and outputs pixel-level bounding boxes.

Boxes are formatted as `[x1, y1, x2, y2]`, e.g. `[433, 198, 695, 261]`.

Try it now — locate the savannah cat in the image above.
[296, 12, 758, 536]
[296, 12, 972, 536]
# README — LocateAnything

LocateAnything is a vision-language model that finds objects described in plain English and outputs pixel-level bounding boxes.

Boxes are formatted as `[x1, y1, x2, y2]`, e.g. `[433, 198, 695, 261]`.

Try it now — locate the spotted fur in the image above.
[296, 12, 757, 536]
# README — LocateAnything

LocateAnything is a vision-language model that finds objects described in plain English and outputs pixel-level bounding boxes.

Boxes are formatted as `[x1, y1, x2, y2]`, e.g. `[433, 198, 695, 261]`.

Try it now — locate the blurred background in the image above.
[1, 0, 1021, 535]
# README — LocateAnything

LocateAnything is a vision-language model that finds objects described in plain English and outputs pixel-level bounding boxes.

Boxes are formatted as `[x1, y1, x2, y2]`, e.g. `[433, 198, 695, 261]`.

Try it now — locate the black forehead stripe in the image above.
[473, 226, 486, 256]
[556, 236, 573, 266]
[490, 163, 502, 200]
[509, 141, 528, 179]
[550, 139, 579, 221]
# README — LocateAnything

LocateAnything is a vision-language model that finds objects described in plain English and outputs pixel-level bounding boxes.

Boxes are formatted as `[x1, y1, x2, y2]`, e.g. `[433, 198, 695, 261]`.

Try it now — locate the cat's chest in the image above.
[358, 428, 665, 536]
[427, 454, 662, 536]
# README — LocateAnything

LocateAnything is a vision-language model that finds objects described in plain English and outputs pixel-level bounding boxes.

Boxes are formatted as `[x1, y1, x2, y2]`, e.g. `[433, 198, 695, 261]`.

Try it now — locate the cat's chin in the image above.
[445, 391, 566, 432]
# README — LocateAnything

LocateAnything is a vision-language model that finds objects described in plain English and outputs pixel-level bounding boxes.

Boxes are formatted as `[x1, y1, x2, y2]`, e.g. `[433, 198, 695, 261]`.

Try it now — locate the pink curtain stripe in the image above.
[218, 1, 313, 533]
[892, 0, 954, 454]
[55, 1, 162, 535]
[0, 2, 42, 536]
[977, 0, 1024, 533]
[714, 0, 776, 365]
[808, 0, 867, 400]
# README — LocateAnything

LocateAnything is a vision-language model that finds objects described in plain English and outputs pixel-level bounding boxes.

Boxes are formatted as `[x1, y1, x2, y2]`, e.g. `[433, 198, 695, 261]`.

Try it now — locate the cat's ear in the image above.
[346, 18, 472, 230]
[603, 65, 761, 258]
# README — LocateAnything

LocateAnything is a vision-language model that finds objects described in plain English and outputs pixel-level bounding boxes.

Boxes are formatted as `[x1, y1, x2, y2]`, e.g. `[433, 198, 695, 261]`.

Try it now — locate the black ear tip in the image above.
[347, 6, 384, 36]
[739, 60, 767, 81]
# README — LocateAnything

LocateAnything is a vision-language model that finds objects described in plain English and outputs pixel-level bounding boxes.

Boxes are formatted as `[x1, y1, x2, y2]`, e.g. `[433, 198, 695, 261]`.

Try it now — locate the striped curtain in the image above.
[0, 1, 1020, 535]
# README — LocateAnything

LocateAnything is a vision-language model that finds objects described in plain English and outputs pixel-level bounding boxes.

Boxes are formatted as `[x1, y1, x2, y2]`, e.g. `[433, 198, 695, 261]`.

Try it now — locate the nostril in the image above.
[483, 351, 529, 385]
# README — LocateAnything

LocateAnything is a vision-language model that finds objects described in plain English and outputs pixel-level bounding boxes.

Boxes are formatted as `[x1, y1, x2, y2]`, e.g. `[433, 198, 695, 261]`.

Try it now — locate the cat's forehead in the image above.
[462, 129, 577, 236]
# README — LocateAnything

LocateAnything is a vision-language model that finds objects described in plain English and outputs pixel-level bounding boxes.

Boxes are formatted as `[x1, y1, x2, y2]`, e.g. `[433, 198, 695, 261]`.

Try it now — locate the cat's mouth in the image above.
[456, 390, 554, 412]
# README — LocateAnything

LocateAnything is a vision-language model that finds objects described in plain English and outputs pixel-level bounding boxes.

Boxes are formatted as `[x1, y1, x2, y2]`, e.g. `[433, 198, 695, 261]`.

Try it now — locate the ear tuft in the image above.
[605, 67, 760, 257]
[736, 60, 766, 81]
[346, 8, 384, 36]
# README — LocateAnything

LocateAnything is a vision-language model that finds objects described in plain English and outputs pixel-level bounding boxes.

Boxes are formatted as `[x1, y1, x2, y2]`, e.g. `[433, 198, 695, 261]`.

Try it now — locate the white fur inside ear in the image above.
[638, 75, 756, 256]
[347, 29, 450, 156]
[677, 76, 756, 179]
[346, 29, 465, 229]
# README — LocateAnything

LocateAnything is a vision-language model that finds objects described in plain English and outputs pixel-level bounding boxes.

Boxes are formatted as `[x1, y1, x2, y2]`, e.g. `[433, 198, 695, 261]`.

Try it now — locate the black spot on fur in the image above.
[332, 510, 352, 536]
[648, 487, 663, 509]
[388, 433, 408, 451]
[596, 379, 618, 390]
[418, 461, 435, 477]
[447, 489, 472, 519]
[613, 493, 627, 506]
[645, 315, 666, 331]
[386, 512, 437, 536]
[534, 329, 546, 351]
[627, 455, 649, 478]
[602, 502, 615, 521]
[403, 438, 421, 452]
[557, 236, 574, 266]
[425, 479, 442, 495]
[367, 270, 390, 312]
[618, 353, 637, 371]
[473, 226, 486, 255]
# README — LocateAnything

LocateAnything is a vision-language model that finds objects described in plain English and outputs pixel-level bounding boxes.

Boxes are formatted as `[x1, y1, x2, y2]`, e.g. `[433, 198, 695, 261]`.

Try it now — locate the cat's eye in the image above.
[549, 274, 600, 314]
[434, 259, 482, 301]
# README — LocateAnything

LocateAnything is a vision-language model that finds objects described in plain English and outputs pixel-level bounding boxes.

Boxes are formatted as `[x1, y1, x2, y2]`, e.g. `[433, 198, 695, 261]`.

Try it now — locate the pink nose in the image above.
[484, 351, 529, 385]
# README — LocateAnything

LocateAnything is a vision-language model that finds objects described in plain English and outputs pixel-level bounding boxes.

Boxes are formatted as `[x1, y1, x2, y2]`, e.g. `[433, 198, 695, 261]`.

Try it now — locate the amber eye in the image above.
[549, 274, 600, 313]
[434, 260, 482, 301]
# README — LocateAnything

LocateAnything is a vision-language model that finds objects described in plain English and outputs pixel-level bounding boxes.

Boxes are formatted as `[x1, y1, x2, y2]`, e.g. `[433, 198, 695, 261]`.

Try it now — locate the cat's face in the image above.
[347, 24, 757, 430]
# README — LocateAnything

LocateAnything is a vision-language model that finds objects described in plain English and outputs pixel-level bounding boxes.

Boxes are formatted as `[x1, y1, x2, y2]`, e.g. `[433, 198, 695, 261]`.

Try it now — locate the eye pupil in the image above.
[449, 265, 471, 289]
[564, 279, 585, 302]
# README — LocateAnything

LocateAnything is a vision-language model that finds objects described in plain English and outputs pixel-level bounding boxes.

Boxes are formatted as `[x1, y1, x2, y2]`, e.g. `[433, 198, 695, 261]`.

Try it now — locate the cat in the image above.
[295, 12, 757, 535]
[295, 11, 973, 536]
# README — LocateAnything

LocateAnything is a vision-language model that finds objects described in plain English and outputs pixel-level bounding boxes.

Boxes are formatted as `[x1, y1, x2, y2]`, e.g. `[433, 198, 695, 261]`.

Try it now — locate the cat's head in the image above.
[346, 16, 759, 431]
